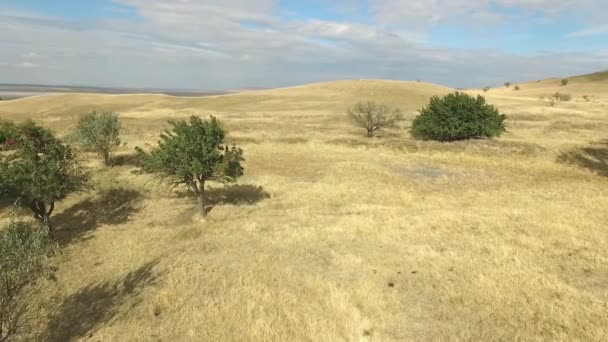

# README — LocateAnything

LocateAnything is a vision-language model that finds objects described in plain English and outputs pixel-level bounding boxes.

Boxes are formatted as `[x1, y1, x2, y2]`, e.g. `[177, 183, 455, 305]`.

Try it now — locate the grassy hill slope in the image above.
[1, 77, 607, 341]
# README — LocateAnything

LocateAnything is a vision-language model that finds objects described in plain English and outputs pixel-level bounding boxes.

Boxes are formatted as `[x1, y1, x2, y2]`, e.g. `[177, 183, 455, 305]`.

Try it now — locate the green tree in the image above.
[347, 101, 402, 137]
[504, 82, 512, 88]
[136, 116, 244, 218]
[0, 121, 87, 237]
[514, 85, 521, 91]
[561, 78, 569, 86]
[483, 86, 490, 92]
[0, 219, 54, 341]
[411, 92, 507, 142]
[73, 111, 122, 166]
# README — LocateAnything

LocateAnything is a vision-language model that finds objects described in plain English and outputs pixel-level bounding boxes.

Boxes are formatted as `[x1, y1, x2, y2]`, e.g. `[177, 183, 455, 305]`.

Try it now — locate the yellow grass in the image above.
[1, 77, 607, 341]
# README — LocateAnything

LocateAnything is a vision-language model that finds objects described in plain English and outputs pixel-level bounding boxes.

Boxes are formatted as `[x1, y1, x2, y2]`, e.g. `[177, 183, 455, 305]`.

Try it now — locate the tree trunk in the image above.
[196, 180, 207, 218]
[103, 150, 112, 167]
[30, 200, 55, 239]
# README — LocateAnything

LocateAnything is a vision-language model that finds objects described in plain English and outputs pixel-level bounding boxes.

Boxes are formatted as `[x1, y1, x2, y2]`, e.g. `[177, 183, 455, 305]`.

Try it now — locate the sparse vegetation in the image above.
[561, 78, 569, 86]
[553, 92, 572, 101]
[73, 111, 122, 166]
[0, 219, 54, 341]
[136, 116, 244, 218]
[0, 121, 87, 238]
[514, 85, 521, 91]
[504, 82, 512, 88]
[582, 95, 590, 102]
[483, 86, 490, 92]
[411, 92, 507, 141]
[347, 101, 401, 137]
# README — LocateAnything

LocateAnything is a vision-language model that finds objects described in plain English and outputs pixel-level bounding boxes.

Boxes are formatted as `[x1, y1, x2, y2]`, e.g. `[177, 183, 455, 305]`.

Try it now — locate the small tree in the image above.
[483, 86, 490, 92]
[504, 82, 512, 88]
[411, 92, 507, 141]
[73, 111, 122, 166]
[514, 85, 521, 91]
[561, 78, 569, 86]
[136, 116, 244, 218]
[0, 121, 87, 237]
[347, 101, 402, 137]
[0, 219, 54, 341]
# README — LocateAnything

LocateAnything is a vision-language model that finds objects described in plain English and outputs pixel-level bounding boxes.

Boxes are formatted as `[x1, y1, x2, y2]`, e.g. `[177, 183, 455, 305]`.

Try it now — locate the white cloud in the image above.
[15, 61, 40, 69]
[0, 1, 606, 89]
[566, 25, 608, 38]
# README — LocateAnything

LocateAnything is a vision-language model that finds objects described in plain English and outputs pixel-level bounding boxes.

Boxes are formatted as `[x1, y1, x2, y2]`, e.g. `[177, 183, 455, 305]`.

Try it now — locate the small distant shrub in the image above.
[561, 79, 569, 86]
[582, 95, 590, 102]
[483, 86, 490, 92]
[0, 219, 54, 341]
[549, 99, 556, 107]
[553, 92, 572, 101]
[514, 85, 521, 91]
[411, 92, 507, 141]
[347, 101, 402, 137]
[73, 111, 122, 166]
[504, 82, 512, 88]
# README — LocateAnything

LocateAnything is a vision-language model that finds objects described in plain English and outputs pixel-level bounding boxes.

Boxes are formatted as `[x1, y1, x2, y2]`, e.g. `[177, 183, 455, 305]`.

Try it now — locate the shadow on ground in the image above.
[113, 152, 143, 168]
[53, 188, 144, 246]
[206, 184, 271, 206]
[44, 259, 161, 341]
[558, 140, 608, 177]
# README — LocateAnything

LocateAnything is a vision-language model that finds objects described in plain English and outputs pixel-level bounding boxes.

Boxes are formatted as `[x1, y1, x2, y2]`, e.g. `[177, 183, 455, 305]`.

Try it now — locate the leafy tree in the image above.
[561, 78, 569, 86]
[0, 121, 87, 237]
[411, 92, 507, 141]
[347, 101, 402, 137]
[136, 116, 244, 218]
[504, 82, 512, 88]
[0, 219, 54, 341]
[73, 111, 122, 166]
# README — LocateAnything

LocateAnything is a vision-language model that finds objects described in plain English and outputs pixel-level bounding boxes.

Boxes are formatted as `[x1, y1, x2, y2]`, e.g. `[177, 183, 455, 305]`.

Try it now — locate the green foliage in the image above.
[347, 101, 402, 137]
[553, 92, 572, 101]
[0, 219, 54, 340]
[0, 121, 87, 236]
[483, 86, 490, 92]
[561, 78, 569, 86]
[73, 111, 122, 166]
[504, 82, 512, 88]
[411, 92, 507, 142]
[136, 116, 244, 217]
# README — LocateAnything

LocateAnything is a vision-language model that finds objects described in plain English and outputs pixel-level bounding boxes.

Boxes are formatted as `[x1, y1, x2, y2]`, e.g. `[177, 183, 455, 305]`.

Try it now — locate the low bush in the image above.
[504, 82, 512, 88]
[514, 85, 521, 91]
[347, 101, 402, 137]
[0, 219, 54, 340]
[411, 92, 507, 141]
[553, 92, 572, 101]
[561, 78, 569, 86]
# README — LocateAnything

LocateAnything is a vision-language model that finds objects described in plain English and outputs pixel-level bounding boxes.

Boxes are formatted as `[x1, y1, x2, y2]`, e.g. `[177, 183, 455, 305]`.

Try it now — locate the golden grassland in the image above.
[0, 75, 607, 341]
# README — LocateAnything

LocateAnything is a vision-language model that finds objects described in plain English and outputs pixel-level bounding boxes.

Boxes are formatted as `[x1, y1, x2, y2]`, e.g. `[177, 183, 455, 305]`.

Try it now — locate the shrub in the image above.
[514, 85, 521, 91]
[582, 95, 590, 102]
[411, 92, 507, 141]
[504, 82, 512, 88]
[0, 219, 54, 340]
[553, 92, 572, 101]
[73, 111, 122, 166]
[483, 86, 490, 92]
[347, 101, 401, 137]
[0, 121, 87, 237]
[136, 116, 244, 218]
[561, 78, 569, 86]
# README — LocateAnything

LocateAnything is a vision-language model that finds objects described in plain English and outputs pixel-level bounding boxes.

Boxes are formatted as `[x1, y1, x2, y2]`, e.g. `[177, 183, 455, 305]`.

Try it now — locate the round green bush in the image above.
[411, 92, 507, 141]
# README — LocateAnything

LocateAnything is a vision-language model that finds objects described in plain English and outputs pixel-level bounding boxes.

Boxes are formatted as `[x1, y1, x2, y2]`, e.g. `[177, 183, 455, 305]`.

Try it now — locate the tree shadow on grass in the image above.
[113, 152, 143, 168]
[558, 140, 608, 177]
[44, 259, 161, 342]
[206, 184, 271, 206]
[53, 188, 143, 246]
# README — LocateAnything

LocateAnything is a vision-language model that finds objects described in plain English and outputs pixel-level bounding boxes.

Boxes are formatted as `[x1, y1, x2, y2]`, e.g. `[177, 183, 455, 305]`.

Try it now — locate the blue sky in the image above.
[0, 0, 606, 89]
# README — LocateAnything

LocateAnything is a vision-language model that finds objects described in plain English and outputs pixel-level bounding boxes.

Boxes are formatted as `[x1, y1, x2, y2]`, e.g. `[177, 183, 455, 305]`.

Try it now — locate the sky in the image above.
[1, 0, 607, 90]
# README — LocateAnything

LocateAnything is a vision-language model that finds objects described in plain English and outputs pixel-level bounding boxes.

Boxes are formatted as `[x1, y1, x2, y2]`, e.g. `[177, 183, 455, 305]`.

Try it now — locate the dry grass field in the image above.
[0, 74, 607, 341]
